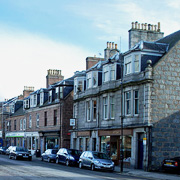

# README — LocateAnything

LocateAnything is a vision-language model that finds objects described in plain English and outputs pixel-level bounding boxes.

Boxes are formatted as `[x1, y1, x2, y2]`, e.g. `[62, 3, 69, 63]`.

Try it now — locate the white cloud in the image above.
[0, 25, 90, 101]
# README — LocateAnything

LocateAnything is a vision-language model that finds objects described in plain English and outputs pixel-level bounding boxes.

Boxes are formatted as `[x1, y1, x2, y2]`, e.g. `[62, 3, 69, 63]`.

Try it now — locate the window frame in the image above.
[36, 113, 39, 127]
[110, 95, 115, 119]
[125, 91, 131, 116]
[103, 96, 108, 120]
[29, 115, 32, 128]
[86, 100, 91, 121]
[134, 90, 139, 115]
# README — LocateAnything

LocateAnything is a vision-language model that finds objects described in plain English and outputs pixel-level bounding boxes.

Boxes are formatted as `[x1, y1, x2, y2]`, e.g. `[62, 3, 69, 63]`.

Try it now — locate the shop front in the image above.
[6, 132, 25, 147]
[77, 131, 91, 151]
[99, 129, 133, 166]
[39, 131, 60, 153]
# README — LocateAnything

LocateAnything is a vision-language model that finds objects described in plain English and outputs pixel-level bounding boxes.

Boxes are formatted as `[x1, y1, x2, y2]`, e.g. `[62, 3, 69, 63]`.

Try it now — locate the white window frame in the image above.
[48, 91, 52, 103]
[36, 114, 39, 127]
[124, 53, 141, 75]
[110, 96, 115, 119]
[125, 91, 131, 115]
[103, 65, 109, 82]
[92, 99, 97, 121]
[60, 86, 63, 99]
[74, 77, 85, 94]
[134, 90, 139, 115]
[20, 119, 23, 130]
[23, 118, 26, 130]
[29, 115, 32, 128]
[86, 72, 92, 89]
[86, 100, 91, 121]
[24, 99, 29, 109]
[40, 92, 44, 106]
[103, 96, 108, 120]
[33, 94, 37, 106]
[55, 87, 59, 99]
[110, 64, 116, 81]
[92, 71, 98, 87]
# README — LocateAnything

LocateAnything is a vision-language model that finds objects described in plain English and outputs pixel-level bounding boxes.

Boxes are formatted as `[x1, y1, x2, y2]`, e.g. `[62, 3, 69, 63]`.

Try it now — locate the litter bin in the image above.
[36, 149, 41, 157]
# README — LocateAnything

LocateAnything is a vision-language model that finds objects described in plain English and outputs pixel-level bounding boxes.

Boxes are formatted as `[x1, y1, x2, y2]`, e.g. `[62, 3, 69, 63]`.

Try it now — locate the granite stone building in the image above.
[70, 22, 180, 171]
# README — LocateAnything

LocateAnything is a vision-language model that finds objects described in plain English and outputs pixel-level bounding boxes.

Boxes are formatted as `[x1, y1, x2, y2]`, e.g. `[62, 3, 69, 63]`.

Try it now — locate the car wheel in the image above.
[48, 158, 51, 163]
[56, 158, 59, 164]
[41, 157, 43, 161]
[91, 164, 95, 171]
[66, 160, 69, 166]
[14, 155, 17, 160]
[79, 162, 83, 169]
[9, 155, 11, 159]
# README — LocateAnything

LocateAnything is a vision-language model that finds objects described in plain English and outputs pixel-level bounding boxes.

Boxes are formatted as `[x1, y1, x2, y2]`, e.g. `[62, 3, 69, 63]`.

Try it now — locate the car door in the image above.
[58, 148, 64, 163]
[61, 149, 68, 163]
[44, 150, 49, 161]
[82, 152, 90, 167]
[86, 152, 93, 167]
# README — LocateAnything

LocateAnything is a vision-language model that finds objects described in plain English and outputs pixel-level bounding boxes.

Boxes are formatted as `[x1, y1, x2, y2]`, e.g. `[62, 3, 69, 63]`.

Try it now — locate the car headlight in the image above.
[18, 154, 22, 156]
[69, 156, 75, 160]
[94, 160, 101, 165]
[112, 161, 114, 165]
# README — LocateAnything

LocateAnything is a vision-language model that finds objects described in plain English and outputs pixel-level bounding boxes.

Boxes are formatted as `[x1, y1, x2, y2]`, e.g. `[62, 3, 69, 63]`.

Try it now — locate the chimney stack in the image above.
[128, 21, 164, 49]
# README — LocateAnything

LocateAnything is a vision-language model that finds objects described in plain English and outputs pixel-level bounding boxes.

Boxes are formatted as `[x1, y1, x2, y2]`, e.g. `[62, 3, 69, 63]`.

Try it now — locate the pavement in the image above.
[35, 156, 179, 180]
[114, 166, 180, 180]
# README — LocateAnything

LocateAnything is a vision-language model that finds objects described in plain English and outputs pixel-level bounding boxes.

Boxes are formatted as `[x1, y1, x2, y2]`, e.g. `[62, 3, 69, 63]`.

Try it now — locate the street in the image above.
[0, 155, 149, 180]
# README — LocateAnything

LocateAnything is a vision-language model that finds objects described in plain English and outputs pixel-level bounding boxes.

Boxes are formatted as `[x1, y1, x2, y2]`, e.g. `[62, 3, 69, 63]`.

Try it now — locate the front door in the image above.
[138, 133, 144, 169]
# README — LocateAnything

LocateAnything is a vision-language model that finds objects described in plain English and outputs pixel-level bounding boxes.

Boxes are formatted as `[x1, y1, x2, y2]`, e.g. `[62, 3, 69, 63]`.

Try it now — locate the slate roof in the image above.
[141, 55, 162, 71]
[156, 30, 180, 50]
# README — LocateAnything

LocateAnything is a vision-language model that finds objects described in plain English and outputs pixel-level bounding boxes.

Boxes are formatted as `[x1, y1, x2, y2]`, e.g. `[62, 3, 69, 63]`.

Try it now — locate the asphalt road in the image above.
[0, 155, 150, 180]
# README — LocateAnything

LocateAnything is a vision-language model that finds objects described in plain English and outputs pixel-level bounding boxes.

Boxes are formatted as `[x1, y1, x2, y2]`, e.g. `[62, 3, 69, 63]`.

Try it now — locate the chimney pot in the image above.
[144, 23, 147, 30]
[132, 22, 135, 29]
[135, 21, 138, 29]
[154, 25, 157, 31]
[158, 22, 160, 32]
[112, 42, 114, 49]
[141, 23, 144, 30]
[115, 44, 117, 49]
[109, 42, 112, 49]
[138, 23, 140, 29]
[107, 41, 109, 48]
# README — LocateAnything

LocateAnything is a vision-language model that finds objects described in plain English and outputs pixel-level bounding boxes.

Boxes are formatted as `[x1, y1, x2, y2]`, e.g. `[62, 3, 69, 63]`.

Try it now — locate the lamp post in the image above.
[120, 53, 124, 173]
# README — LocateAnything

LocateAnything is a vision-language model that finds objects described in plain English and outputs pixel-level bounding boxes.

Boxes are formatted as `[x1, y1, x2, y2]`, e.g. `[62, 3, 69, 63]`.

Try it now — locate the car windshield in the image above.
[93, 152, 110, 160]
[52, 150, 58, 154]
[67, 149, 81, 156]
[16, 147, 28, 152]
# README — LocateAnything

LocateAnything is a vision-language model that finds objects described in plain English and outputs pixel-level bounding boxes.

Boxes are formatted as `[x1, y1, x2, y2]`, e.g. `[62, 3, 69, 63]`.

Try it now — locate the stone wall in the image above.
[150, 40, 180, 170]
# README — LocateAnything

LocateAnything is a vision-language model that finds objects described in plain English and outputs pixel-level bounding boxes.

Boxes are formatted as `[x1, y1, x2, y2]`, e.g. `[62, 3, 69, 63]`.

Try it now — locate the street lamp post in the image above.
[120, 54, 124, 173]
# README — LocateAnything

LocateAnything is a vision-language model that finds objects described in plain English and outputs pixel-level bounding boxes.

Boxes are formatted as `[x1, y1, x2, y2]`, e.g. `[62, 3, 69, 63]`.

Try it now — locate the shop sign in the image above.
[77, 131, 90, 137]
[6, 132, 25, 137]
[70, 119, 75, 126]
[25, 132, 39, 137]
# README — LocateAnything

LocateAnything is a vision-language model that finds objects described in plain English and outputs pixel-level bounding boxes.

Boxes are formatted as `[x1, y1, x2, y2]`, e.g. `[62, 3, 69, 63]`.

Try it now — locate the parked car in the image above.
[9, 146, 32, 161]
[56, 148, 82, 166]
[162, 157, 180, 174]
[41, 149, 58, 163]
[0, 146, 7, 154]
[79, 151, 114, 171]
[6, 146, 16, 155]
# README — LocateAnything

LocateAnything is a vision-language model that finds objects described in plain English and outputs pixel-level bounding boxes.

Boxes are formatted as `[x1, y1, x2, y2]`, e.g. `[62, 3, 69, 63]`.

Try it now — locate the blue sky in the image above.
[0, 0, 180, 101]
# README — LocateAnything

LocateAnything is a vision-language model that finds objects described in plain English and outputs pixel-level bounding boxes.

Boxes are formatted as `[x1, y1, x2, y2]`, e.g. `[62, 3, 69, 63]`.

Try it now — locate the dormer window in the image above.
[124, 53, 140, 75]
[92, 71, 98, 87]
[86, 72, 92, 89]
[60, 87, 63, 99]
[40, 92, 44, 106]
[48, 91, 52, 103]
[110, 64, 115, 80]
[74, 77, 85, 94]
[10, 104, 14, 113]
[24, 99, 29, 109]
[103, 65, 109, 82]
[55, 87, 59, 99]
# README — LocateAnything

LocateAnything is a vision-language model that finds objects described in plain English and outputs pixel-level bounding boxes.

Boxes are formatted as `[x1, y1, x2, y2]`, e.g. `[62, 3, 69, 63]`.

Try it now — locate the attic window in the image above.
[40, 92, 44, 105]
[48, 91, 52, 103]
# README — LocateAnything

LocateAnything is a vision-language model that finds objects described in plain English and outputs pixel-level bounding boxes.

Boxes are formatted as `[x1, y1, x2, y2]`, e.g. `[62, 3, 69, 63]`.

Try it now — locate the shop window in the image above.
[101, 136, 110, 157]
[123, 136, 132, 163]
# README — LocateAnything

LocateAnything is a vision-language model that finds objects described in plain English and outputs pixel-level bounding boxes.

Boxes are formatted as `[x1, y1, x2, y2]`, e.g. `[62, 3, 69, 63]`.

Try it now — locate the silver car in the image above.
[79, 151, 114, 172]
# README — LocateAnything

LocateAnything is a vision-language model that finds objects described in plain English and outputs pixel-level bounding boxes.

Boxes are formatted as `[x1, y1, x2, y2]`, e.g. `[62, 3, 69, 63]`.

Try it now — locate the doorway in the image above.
[138, 133, 144, 169]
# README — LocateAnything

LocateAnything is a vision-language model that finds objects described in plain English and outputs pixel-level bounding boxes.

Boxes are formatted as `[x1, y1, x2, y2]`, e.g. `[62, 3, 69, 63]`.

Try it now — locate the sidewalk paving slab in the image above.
[114, 166, 180, 180]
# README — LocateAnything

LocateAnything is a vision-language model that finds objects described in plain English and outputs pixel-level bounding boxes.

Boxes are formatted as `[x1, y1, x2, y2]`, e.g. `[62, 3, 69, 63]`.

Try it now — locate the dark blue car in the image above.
[56, 148, 82, 166]
[41, 149, 58, 163]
